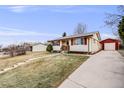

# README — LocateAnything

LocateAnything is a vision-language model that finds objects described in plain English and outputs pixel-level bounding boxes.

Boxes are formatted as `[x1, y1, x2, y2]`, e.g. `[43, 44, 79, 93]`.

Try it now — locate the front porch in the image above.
[52, 37, 89, 52]
[53, 45, 88, 52]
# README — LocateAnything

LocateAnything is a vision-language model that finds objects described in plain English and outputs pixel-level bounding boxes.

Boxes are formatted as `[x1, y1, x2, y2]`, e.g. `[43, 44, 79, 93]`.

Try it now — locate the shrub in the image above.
[46, 44, 53, 52]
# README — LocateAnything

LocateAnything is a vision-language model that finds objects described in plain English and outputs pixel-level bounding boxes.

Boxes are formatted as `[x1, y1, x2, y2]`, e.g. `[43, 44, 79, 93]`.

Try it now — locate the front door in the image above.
[61, 40, 70, 51]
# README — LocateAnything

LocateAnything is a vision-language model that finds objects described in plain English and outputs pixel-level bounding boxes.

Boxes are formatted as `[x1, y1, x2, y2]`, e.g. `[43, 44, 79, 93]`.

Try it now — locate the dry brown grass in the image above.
[0, 51, 50, 70]
[0, 54, 89, 88]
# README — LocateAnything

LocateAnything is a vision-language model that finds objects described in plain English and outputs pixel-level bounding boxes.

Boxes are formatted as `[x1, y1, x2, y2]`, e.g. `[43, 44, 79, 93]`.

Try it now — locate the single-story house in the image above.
[100, 38, 121, 51]
[48, 31, 102, 54]
[32, 43, 47, 52]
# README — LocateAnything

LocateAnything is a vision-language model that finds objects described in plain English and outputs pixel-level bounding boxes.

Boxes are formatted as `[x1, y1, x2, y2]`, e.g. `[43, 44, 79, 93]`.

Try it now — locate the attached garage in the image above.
[100, 38, 120, 51]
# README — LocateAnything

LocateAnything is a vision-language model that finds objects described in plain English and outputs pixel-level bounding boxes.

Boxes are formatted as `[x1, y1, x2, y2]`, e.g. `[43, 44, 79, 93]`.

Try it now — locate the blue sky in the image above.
[0, 5, 118, 46]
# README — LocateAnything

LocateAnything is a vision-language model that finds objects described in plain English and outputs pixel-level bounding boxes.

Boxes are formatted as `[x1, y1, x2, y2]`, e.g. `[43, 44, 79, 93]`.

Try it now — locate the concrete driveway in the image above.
[59, 51, 124, 88]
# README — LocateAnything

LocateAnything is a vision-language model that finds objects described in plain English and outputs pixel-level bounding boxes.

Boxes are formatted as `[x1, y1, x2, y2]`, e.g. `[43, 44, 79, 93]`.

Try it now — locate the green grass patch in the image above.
[0, 54, 88, 88]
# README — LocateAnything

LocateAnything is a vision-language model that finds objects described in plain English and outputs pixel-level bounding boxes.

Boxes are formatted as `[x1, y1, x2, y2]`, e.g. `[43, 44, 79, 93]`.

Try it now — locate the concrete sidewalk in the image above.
[59, 51, 124, 88]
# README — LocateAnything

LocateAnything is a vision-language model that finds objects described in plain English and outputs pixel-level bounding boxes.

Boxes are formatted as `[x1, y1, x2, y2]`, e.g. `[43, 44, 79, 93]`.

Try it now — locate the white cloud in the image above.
[12, 6, 76, 14]
[7, 6, 40, 13]
[8, 6, 28, 13]
[0, 26, 60, 37]
[6, 5, 106, 14]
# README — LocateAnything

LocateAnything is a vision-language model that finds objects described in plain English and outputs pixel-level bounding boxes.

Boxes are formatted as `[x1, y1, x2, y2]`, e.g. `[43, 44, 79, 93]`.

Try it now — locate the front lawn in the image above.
[0, 52, 50, 70]
[0, 54, 88, 88]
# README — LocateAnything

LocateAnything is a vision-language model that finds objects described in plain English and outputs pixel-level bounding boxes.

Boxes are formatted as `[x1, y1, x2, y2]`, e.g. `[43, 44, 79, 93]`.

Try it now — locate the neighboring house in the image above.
[32, 43, 47, 52]
[100, 38, 121, 51]
[48, 31, 102, 54]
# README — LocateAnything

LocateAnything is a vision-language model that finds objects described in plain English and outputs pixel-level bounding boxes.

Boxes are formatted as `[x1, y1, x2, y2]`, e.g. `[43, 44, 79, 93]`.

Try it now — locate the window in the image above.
[96, 33, 101, 40]
[93, 39, 96, 43]
[74, 38, 83, 45]
[53, 41, 60, 46]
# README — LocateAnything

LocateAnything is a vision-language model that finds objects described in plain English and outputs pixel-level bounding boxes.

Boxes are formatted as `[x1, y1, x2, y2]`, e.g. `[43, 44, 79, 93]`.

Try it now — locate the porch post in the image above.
[69, 39, 71, 46]
[60, 40, 62, 47]
[68, 39, 71, 52]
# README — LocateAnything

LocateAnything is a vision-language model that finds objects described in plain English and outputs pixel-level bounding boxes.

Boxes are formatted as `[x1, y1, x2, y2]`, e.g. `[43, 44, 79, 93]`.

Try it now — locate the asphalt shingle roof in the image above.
[48, 31, 99, 41]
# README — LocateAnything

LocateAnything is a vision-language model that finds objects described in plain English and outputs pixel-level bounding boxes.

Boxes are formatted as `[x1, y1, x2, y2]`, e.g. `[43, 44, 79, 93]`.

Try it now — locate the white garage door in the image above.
[104, 43, 115, 51]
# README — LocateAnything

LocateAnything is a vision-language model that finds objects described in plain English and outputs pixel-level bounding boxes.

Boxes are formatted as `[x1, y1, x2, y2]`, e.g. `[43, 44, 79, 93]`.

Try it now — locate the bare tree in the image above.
[74, 23, 87, 35]
[8, 44, 16, 57]
[0, 45, 2, 48]
[105, 5, 124, 36]
[0, 45, 2, 52]
[7, 44, 26, 57]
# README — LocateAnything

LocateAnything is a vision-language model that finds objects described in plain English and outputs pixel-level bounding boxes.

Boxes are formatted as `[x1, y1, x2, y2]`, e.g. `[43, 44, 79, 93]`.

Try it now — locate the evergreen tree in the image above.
[118, 16, 124, 44]
[46, 44, 53, 52]
[62, 32, 67, 37]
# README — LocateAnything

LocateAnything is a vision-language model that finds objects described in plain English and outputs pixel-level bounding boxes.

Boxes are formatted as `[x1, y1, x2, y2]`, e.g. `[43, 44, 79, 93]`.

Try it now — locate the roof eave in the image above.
[48, 35, 93, 42]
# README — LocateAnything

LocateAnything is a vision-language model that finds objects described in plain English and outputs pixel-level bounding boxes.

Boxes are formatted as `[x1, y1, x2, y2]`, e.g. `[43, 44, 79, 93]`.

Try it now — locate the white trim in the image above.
[70, 45, 88, 52]
[53, 46, 61, 51]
